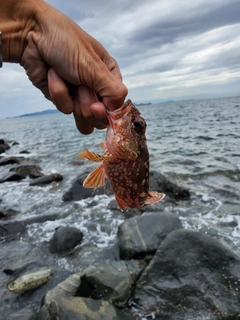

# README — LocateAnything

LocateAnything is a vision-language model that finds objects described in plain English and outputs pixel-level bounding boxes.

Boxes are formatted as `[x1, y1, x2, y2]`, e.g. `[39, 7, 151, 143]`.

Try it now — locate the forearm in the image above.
[0, 0, 44, 63]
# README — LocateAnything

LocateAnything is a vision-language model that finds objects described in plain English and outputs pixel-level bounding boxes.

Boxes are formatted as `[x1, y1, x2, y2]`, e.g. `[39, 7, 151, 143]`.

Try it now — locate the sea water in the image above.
[0, 96, 240, 262]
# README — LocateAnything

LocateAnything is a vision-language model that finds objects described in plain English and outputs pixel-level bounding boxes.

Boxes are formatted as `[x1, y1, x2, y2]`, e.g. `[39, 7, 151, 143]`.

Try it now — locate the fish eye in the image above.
[133, 120, 142, 128]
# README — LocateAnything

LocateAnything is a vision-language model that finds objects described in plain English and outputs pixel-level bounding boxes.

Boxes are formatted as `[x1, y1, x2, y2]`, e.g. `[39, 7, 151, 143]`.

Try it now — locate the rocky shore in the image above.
[0, 138, 240, 320]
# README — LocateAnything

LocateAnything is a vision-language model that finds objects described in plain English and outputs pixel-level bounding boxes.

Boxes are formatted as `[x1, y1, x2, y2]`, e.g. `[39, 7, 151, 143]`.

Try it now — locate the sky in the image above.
[0, 0, 240, 118]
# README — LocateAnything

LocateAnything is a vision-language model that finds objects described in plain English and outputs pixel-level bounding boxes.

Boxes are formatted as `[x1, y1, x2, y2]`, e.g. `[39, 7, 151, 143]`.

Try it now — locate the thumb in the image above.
[90, 61, 128, 111]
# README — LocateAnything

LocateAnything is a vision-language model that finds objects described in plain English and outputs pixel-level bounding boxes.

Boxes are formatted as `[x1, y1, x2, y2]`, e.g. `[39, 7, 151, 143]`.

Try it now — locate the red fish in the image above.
[79, 99, 165, 211]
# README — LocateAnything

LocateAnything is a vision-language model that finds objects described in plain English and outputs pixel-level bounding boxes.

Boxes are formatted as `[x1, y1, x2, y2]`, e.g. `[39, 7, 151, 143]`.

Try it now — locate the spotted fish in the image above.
[79, 99, 165, 211]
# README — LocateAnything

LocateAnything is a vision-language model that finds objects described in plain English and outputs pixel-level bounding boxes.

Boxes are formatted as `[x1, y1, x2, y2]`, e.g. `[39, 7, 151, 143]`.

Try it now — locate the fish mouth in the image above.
[107, 99, 140, 122]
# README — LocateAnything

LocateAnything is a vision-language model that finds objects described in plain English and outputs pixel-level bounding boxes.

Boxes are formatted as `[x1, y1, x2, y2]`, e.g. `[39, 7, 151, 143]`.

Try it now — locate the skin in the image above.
[0, 0, 128, 134]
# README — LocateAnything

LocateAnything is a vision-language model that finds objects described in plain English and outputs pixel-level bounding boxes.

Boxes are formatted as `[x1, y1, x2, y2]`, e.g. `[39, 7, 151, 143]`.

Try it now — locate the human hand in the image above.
[1, 0, 127, 134]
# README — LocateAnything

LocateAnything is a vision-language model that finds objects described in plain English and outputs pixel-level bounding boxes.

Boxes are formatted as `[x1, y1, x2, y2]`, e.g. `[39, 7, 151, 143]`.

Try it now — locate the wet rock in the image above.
[7, 268, 52, 293]
[0, 172, 25, 183]
[0, 156, 25, 166]
[134, 229, 240, 319]
[75, 260, 146, 306]
[118, 212, 182, 260]
[150, 171, 190, 200]
[36, 297, 136, 320]
[10, 164, 43, 179]
[36, 261, 145, 320]
[0, 213, 70, 241]
[12, 141, 19, 146]
[29, 173, 63, 186]
[48, 226, 83, 254]
[62, 169, 113, 201]
[2, 242, 54, 276]
[7, 308, 34, 320]
[0, 139, 10, 154]
[0, 205, 18, 218]
[19, 150, 30, 154]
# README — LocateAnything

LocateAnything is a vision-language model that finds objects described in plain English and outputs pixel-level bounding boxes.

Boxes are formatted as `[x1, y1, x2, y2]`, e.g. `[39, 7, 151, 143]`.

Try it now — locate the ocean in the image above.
[0, 96, 240, 273]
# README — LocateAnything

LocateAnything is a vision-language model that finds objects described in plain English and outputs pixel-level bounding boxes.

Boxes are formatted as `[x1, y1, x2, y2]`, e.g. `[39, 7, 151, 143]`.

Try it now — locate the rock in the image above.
[19, 150, 30, 154]
[118, 212, 182, 260]
[75, 260, 146, 306]
[7, 308, 35, 320]
[29, 173, 63, 186]
[0, 172, 25, 183]
[0, 156, 25, 166]
[0, 213, 70, 241]
[48, 226, 83, 254]
[2, 242, 54, 276]
[0, 145, 6, 154]
[36, 297, 136, 320]
[134, 229, 240, 319]
[10, 164, 43, 179]
[0, 205, 18, 218]
[36, 261, 145, 320]
[62, 169, 113, 201]
[0, 139, 10, 154]
[12, 141, 19, 146]
[150, 171, 190, 200]
[7, 268, 52, 293]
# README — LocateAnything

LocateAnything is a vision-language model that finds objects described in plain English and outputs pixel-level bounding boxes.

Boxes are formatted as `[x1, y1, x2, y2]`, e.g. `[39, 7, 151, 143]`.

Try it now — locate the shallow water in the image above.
[0, 96, 240, 268]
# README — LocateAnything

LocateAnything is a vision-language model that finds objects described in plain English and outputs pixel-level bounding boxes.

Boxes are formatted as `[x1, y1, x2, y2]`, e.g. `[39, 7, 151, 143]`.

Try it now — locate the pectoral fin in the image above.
[145, 191, 165, 205]
[79, 149, 104, 162]
[83, 163, 106, 188]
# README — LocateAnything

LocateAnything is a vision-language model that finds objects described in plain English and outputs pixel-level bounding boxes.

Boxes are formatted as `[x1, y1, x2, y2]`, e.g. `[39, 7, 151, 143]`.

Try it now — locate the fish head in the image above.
[106, 100, 147, 160]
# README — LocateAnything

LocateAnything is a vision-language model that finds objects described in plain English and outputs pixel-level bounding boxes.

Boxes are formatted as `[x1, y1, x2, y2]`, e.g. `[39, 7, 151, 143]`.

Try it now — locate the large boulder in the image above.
[75, 261, 146, 306]
[134, 229, 240, 320]
[62, 170, 113, 201]
[149, 171, 190, 200]
[118, 212, 182, 260]
[36, 261, 146, 320]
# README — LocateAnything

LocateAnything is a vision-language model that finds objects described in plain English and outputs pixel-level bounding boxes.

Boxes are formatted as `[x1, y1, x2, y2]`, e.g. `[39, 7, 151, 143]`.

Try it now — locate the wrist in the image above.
[0, 0, 44, 63]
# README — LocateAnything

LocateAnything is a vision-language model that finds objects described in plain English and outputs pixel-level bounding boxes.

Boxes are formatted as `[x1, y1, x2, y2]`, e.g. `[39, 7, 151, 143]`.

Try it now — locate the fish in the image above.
[79, 99, 165, 211]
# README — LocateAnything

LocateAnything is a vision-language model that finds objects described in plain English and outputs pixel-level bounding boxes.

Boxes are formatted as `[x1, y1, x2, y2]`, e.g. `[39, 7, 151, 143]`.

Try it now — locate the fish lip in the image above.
[107, 99, 133, 122]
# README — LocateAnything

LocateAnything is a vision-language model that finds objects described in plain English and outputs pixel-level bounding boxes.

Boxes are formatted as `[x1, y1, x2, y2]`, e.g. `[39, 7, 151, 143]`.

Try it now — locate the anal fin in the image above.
[145, 191, 165, 205]
[83, 163, 106, 188]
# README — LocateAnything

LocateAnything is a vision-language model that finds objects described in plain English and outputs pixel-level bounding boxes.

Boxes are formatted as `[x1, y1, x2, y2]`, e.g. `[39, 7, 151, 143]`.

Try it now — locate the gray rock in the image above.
[36, 297, 136, 320]
[0, 172, 25, 183]
[134, 229, 240, 319]
[0, 139, 10, 154]
[30, 173, 63, 186]
[36, 261, 145, 320]
[118, 212, 182, 260]
[150, 171, 190, 200]
[0, 206, 18, 218]
[7, 308, 34, 320]
[75, 260, 146, 306]
[0, 156, 25, 166]
[48, 226, 83, 254]
[10, 164, 43, 179]
[62, 169, 113, 201]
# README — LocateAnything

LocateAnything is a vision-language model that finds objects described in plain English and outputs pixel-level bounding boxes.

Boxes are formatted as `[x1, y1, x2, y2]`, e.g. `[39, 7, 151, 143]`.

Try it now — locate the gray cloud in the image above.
[0, 0, 239, 118]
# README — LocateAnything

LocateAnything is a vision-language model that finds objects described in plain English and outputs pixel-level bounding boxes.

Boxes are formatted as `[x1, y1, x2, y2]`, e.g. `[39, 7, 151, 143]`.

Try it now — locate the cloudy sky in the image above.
[1, 0, 240, 118]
